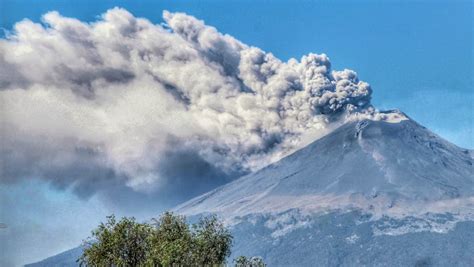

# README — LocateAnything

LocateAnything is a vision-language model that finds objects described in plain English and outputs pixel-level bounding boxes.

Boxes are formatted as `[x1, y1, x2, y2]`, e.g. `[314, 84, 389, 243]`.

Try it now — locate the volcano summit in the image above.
[174, 112, 474, 266]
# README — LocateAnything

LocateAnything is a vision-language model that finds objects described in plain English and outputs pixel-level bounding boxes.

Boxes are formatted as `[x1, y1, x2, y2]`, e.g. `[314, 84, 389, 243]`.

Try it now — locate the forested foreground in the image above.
[79, 212, 265, 267]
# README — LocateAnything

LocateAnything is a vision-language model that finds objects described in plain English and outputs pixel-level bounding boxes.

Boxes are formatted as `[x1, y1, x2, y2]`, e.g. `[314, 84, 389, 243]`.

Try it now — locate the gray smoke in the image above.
[0, 8, 387, 203]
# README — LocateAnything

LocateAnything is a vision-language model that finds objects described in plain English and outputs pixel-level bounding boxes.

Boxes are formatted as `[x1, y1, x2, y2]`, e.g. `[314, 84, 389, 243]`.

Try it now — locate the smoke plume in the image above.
[0, 8, 395, 203]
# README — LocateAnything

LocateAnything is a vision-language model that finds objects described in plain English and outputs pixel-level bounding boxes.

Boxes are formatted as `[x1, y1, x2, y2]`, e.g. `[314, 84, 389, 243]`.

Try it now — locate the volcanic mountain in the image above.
[174, 113, 474, 266]
[177, 115, 473, 216]
[27, 113, 474, 266]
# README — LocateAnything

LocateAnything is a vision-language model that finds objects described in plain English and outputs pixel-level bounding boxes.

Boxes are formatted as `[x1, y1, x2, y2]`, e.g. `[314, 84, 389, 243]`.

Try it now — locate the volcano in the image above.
[176, 114, 473, 216]
[27, 113, 474, 266]
[174, 113, 474, 266]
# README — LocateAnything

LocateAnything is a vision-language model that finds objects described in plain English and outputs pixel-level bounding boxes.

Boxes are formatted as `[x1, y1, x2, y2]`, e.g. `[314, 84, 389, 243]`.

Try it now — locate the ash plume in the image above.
[0, 8, 394, 203]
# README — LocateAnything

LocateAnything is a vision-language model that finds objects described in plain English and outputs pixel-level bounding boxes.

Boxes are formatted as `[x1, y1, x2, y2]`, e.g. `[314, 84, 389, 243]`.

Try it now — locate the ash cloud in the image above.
[0, 8, 385, 205]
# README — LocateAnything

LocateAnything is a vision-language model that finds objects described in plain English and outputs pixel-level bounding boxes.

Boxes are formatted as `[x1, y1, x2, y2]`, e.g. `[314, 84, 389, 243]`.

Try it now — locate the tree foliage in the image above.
[78, 215, 152, 266]
[147, 212, 193, 266]
[78, 212, 255, 267]
[233, 256, 267, 267]
[192, 215, 233, 265]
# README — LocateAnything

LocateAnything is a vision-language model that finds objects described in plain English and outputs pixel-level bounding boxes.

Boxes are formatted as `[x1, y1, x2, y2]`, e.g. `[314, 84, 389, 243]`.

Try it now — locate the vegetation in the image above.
[233, 256, 267, 267]
[147, 212, 193, 266]
[78, 212, 264, 267]
[78, 215, 153, 266]
[191, 215, 233, 265]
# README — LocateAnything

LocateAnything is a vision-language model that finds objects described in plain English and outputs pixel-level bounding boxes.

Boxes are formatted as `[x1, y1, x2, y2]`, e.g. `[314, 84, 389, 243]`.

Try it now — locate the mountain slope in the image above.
[24, 247, 83, 267]
[176, 117, 473, 219]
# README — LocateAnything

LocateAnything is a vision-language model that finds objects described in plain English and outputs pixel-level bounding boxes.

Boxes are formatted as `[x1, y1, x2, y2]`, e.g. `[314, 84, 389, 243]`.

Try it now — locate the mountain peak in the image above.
[175, 117, 473, 220]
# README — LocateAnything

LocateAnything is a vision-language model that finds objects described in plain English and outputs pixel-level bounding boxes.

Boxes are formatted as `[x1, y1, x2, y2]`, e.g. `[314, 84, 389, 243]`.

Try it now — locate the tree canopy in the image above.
[78, 215, 153, 266]
[234, 256, 267, 267]
[78, 212, 263, 267]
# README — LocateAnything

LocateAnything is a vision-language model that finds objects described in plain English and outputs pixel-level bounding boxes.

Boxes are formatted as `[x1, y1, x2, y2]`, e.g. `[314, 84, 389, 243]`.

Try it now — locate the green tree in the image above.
[147, 212, 193, 266]
[191, 215, 233, 265]
[78, 215, 152, 267]
[234, 256, 266, 267]
[79, 213, 262, 266]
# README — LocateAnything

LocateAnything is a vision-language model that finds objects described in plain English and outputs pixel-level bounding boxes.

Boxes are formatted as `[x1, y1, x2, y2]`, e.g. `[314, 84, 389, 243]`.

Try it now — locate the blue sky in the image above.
[0, 1, 472, 266]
